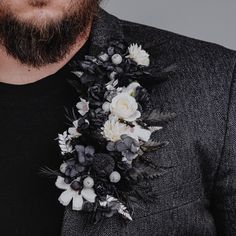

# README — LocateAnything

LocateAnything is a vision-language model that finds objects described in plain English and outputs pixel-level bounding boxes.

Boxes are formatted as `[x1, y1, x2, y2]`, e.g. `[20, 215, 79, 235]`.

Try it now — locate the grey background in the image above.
[101, 0, 236, 50]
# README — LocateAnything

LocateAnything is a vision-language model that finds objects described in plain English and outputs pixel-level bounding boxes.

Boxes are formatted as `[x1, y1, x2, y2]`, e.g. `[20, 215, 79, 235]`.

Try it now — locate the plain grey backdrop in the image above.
[102, 0, 235, 50]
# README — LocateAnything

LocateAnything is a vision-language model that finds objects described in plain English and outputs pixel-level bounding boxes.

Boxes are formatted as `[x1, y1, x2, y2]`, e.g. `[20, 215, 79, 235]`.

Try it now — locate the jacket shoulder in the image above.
[118, 18, 236, 63]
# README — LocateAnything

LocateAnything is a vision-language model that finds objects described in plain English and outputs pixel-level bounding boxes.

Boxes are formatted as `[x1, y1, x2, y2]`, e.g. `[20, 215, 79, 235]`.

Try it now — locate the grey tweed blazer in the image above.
[61, 8, 236, 236]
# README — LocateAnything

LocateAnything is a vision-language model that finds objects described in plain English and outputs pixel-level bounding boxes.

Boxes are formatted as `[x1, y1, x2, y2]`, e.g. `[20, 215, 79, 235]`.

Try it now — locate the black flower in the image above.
[92, 153, 115, 176]
[88, 84, 106, 107]
[88, 108, 108, 128]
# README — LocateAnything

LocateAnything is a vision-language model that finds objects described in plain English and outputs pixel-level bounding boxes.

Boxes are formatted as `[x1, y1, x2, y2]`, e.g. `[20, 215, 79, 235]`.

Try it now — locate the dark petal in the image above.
[115, 67, 124, 74]
[104, 209, 116, 218]
[107, 46, 115, 56]
[80, 74, 97, 85]
[122, 150, 135, 161]
[122, 136, 133, 148]
[77, 166, 85, 172]
[120, 134, 129, 140]
[64, 177, 72, 184]
[77, 151, 86, 164]
[69, 168, 78, 178]
[79, 61, 92, 70]
[75, 145, 85, 153]
[85, 55, 97, 62]
[83, 202, 94, 212]
[65, 168, 71, 177]
[130, 143, 139, 153]
[106, 142, 116, 151]
[85, 146, 95, 156]
[70, 181, 81, 191]
[115, 140, 128, 152]
[92, 153, 115, 176]
[66, 159, 76, 166]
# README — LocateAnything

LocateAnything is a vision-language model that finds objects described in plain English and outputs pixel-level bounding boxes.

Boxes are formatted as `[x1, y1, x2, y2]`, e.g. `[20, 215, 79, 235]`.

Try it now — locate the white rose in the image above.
[126, 43, 150, 66]
[102, 118, 131, 142]
[110, 92, 141, 122]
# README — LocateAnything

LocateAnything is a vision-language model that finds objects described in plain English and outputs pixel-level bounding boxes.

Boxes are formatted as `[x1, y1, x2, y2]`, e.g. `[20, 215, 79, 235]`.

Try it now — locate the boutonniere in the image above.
[41, 40, 177, 224]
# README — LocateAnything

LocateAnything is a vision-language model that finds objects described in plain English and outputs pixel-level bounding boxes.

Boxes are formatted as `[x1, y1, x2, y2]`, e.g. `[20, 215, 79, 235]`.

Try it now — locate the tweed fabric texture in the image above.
[61, 8, 236, 236]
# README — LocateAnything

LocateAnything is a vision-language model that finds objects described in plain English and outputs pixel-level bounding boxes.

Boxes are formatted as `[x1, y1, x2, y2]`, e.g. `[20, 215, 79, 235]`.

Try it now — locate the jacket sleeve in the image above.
[212, 59, 236, 236]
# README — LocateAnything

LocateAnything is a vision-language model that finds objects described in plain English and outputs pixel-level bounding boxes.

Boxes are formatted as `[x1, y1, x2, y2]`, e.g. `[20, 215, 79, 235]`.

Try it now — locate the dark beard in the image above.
[0, 1, 100, 68]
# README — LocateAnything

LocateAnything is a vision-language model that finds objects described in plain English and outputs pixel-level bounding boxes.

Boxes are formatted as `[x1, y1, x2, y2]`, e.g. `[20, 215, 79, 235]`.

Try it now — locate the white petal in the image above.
[72, 120, 78, 128]
[68, 127, 76, 135]
[81, 188, 97, 203]
[55, 176, 69, 190]
[125, 111, 141, 122]
[72, 194, 84, 211]
[134, 125, 151, 142]
[58, 189, 74, 206]
[148, 126, 163, 132]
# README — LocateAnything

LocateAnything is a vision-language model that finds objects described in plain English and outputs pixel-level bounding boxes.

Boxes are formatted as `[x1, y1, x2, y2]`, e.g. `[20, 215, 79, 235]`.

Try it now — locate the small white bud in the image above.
[112, 54, 122, 65]
[109, 171, 121, 183]
[83, 176, 94, 188]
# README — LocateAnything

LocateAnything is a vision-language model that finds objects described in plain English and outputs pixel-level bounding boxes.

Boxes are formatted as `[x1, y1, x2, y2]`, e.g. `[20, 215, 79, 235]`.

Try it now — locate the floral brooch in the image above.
[41, 40, 177, 224]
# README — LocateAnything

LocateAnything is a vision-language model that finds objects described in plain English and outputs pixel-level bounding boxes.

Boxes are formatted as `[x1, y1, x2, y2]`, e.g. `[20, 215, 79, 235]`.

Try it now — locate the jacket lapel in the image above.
[88, 8, 125, 56]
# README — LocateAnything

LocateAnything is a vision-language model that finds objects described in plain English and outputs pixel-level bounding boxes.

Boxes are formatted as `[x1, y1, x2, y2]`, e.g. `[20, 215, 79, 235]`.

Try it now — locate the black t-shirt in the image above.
[0, 41, 89, 236]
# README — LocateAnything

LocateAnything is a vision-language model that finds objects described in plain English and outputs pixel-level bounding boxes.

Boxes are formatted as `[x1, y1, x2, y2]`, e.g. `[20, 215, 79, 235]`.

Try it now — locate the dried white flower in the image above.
[68, 120, 82, 139]
[76, 98, 89, 116]
[102, 116, 132, 142]
[126, 43, 150, 66]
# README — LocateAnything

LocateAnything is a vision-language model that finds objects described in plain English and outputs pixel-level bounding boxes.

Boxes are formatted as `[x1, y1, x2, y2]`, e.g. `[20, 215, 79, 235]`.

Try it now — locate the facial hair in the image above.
[0, 0, 100, 68]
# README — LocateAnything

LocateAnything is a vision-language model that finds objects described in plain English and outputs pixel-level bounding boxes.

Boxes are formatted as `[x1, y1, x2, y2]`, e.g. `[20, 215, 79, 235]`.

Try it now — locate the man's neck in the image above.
[0, 22, 92, 85]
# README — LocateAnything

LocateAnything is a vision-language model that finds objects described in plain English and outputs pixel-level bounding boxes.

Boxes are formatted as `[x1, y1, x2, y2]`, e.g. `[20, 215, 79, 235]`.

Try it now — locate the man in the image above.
[0, 1, 235, 236]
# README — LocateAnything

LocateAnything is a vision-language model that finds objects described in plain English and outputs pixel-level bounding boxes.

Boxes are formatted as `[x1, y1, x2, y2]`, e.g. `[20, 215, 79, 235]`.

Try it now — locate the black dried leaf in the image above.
[141, 140, 169, 152]
[142, 109, 177, 126]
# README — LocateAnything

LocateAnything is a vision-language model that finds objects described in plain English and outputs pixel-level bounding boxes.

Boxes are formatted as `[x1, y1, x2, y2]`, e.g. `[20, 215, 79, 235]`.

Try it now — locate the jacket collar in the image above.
[88, 8, 125, 55]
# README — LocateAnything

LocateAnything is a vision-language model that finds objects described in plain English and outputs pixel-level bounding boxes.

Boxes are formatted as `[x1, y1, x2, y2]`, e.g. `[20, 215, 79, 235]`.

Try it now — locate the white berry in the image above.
[83, 176, 94, 188]
[112, 54, 122, 65]
[109, 171, 121, 183]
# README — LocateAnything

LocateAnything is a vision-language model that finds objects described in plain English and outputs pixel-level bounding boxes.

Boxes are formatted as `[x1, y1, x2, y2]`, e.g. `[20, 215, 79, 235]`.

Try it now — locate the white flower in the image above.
[102, 116, 132, 142]
[126, 43, 150, 66]
[110, 92, 141, 122]
[68, 120, 82, 139]
[76, 98, 89, 116]
[55, 176, 97, 211]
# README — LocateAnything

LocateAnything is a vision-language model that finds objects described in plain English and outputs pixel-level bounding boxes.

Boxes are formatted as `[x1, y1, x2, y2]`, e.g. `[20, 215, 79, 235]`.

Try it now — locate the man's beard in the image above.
[0, 0, 100, 68]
